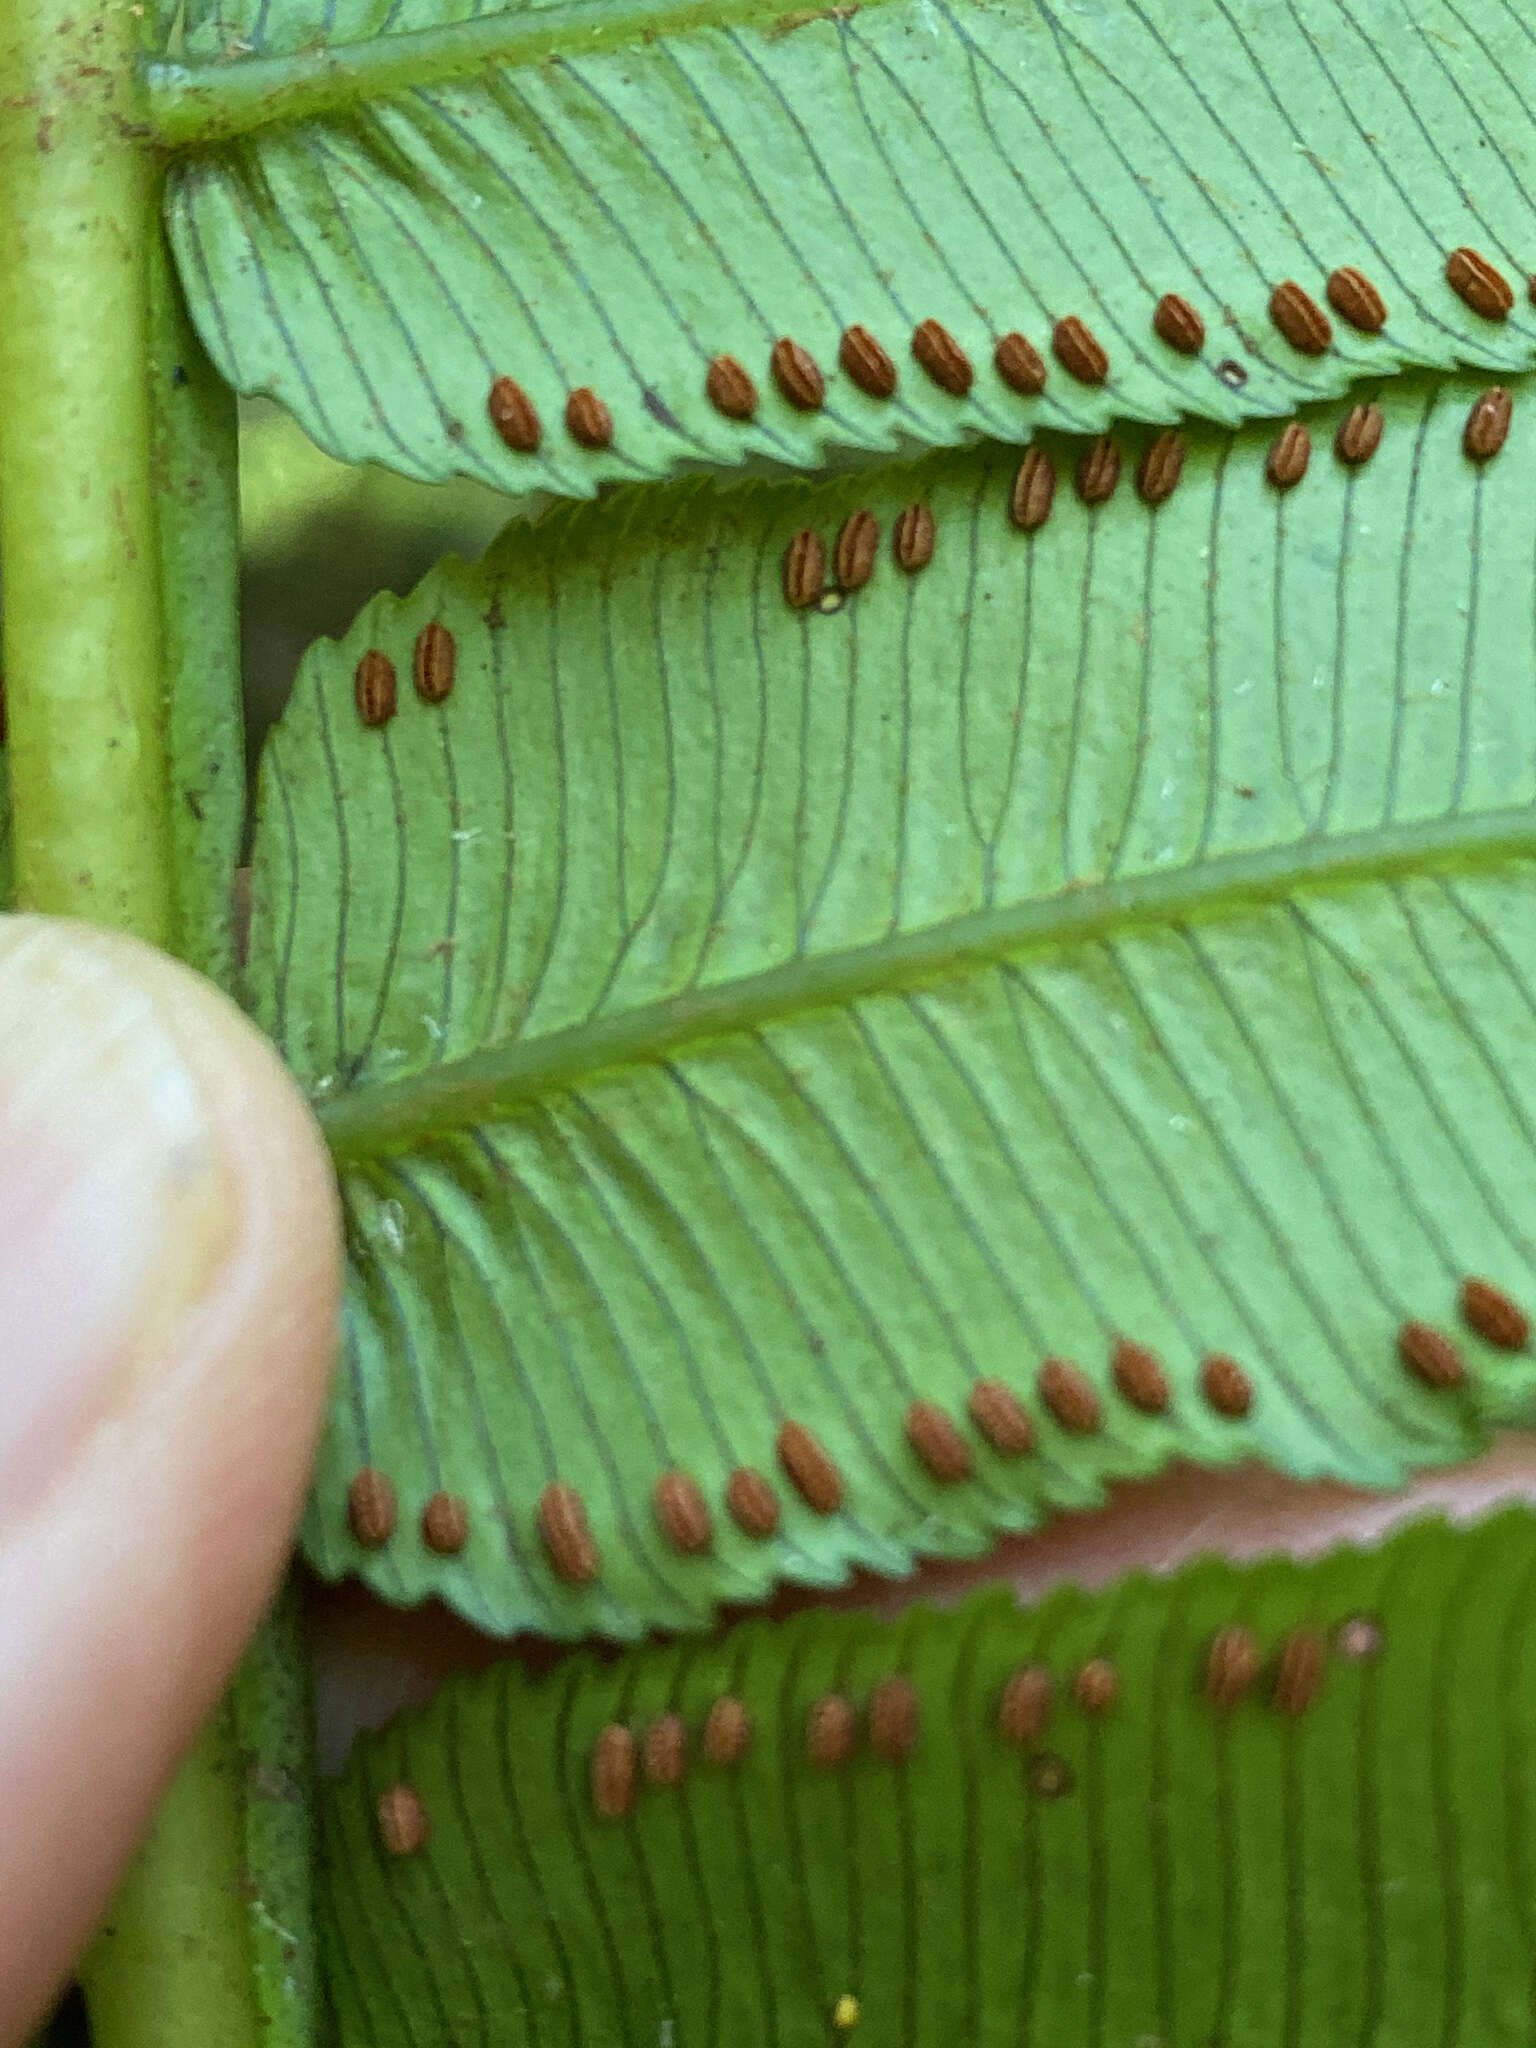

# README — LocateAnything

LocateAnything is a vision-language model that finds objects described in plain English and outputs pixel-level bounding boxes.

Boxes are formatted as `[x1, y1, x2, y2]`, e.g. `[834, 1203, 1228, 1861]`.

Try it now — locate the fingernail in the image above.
[0, 921, 239, 1518]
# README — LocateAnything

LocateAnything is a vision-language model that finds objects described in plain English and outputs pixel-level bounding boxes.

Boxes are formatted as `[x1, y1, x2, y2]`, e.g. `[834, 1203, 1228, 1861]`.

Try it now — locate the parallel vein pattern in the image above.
[247, 372, 1536, 1636]
[164, 0, 1536, 497]
[321, 1511, 1536, 2047]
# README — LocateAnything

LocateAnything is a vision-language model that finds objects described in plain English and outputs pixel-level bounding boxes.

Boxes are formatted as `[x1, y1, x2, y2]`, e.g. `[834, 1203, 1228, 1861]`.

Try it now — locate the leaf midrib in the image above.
[316, 803, 1536, 1162]
[145, 0, 896, 145]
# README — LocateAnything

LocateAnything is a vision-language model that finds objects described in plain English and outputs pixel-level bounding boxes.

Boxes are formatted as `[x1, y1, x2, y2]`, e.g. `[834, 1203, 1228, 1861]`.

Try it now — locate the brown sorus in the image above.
[705, 353, 757, 421]
[893, 502, 936, 572]
[870, 1675, 920, 1761]
[839, 324, 898, 399]
[353, 650, 397, 730]
[643, 1713, 689, 1787]
[653, 1469, 713, 1555]
[834, 508, 879, 591]
[412, 621, 455, 706]
[1052, 314, 1109, 385]
[994, 330, 1048, 395]
[1334, 401, 1384, 466]
[420, 1490, 469, 1556]
[968, 1378, 1035, 1456]
[1111, 1337, 1171, 1414]
[1075, 1658, 1119, 1715]
[904, 1400, 972, 1483]
[1447, 246, 1513, 320]
[1398, 1319, 1465, 1390]
[1205, 1623, 1260, 1710]
[488, 375, 541, 453]
[1152, 292, 1205, 354]
[703, 1695, 753, 1767]
[1038, 1357, 1102, 1434]
[1464, 388, 1513, 463]
[1135, 430, 1187, 508]
[725, 1465, 782, 1538]
[1325, 265, 1388, 333]
[777, 1420, 844, 1513]
[347, 1467, 397, 1548]
[911, 317, 973, 396]
[377, 1784, 429, 1857]
[1273, 1626, 1325, 1716]
[591, 1723, 637, 1820]
[1337, 1615, 1383, 1661]
[1200, 1353, 1253, 1418]
[565, 387, 613, 450]
[1008, 447, 1056, 533]
[1268, 280, 1332, 355]
[1266, 420, 1312, 490]
[807, 1693, 858, 1768]
[998, 1664, 1053, 1746]
[1460, 1275, 1529, 1350]
[1075, 435, 1122, 507]
[783, 528, 826, 610]
[538, 1481, 600, 1583]
[1027, 1752, 1074, 1799]
[771, 336, 825, 410]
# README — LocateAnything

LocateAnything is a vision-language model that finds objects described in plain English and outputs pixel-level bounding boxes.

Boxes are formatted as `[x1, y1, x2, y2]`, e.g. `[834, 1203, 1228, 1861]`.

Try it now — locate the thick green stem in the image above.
[0, 0, 173, 941]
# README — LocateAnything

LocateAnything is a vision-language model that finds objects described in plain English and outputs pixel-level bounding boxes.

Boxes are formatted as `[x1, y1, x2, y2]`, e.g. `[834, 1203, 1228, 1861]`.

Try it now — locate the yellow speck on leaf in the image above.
[833, 1995, 860, 2031]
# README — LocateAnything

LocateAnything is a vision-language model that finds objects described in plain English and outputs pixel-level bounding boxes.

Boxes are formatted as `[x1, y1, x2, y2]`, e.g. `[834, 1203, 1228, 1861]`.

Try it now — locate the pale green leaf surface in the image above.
[248, 370, 1536, 1638]
[162, 0, 1536, 500]
[320, 1509, 1536, 2046]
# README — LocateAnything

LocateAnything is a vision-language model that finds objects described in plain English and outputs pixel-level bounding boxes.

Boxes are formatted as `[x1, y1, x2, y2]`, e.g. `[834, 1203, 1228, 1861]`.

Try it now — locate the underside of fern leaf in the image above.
[320, 1508, 1536, 2046]
[246, 370, 1536, 1638]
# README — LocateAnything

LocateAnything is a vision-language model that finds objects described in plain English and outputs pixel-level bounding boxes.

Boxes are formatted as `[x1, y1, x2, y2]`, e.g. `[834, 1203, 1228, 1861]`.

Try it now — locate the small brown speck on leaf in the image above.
[1200, 1353, 1253, 1418]
[905, 1400, 972, 1483]
[839, 324, 898, 399]
[772, 336, 826, 410]
[643, 1713, 689, 1787]
[1111, 1337, 1171, 1413]
[725, 1465, 782, 1538]
[911, 318, 973, 395]
[783, 528, 827, 610]
[1273, 1627, 1325, 1716]
[654, 1469, 714, 1554]
[1136, 431, 1187, 507]
[354, 650, 397, 730]
[968, 1378, 1035, 1456]
[1446, 245, 1513, 320]
[1075, 435, 1122, 506]
[1325, 265, 1388, 333]
[488, 375, 541, 452]
[1027, 1752, 1074, 1799]
[421, 1491, 469, 1555]
[1205, 1624, 1260, 1710]
[998, 1664, 1053, 1746]
[893, 502, 936, 571]
[703, 1695, 753, 1766]
[1052, 315, 1109, 384]
[778, 1420, 844, 1513]
[348, 1468, 397, 1548]
[1008, 446, 1056, 533]
[413, 621, 455, 706]
[1038, 1357, 1102, 1434]
[834, 508, 880, 590]
[870, 1675, 920, 1761]
[1398, 1320, 1465, 1390]
[1075, 1659, 1118, 1715]
[1266, 420, 1312, 490]
[591, 1724, 637, 1819]
[706, 353, 758, 420]
[1464, 388, 1513, 463]
[1152, 292, 1205, 354]
[994, 330, 1048, 395]
[1460, 1275, 1529, 1349]
[538, 1481, 600, 1583]
[1334, 401, 1383, 466]
[1268, 280, 1332, 355]
[377, 1784, 429, 1856]
[807, 1693, 858, 1768]
[565, 387, 613, 449]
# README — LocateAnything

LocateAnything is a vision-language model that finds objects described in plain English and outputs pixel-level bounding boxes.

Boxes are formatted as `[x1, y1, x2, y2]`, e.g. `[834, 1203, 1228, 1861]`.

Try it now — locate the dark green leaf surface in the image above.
[320, 1509, 1536, 2047]
[249, 371, 1536, 1638]
[160, 0, 1536, 498]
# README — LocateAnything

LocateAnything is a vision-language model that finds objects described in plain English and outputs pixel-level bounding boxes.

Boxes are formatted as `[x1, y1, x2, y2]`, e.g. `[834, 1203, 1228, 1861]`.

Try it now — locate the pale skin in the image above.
[2, 911, 1532, 2042]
